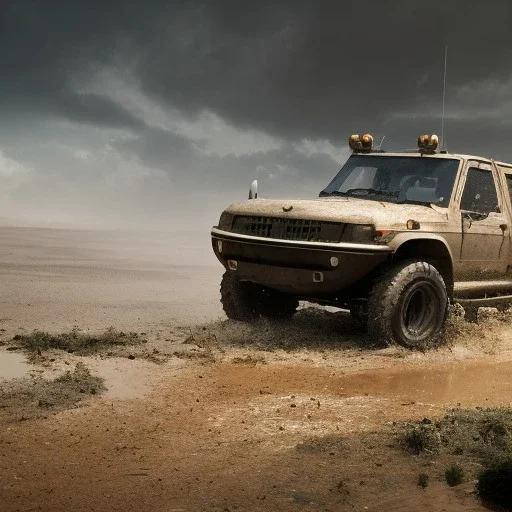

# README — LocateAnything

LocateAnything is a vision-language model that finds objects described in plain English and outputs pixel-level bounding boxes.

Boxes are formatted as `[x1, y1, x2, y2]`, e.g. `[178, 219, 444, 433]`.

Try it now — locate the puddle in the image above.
[337, 360, 512, 407]
[217, 359, 512, 411]
[85, 358, 157, 399]
[0, 350, 30, 380]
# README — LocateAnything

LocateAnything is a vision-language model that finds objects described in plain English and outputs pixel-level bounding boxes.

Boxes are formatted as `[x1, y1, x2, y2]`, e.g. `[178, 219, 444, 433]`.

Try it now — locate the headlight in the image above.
[374, 230, 397, 244]
[342, 224, 375, 243]
[218, 211, 234, 231]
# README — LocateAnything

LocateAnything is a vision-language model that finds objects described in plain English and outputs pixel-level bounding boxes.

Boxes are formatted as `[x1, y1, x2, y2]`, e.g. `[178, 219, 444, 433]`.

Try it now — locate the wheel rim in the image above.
[400, 280, 440, 340]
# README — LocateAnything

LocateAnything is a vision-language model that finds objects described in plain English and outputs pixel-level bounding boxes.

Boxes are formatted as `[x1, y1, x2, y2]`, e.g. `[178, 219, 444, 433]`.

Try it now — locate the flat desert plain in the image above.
[1, 226, 512, 511]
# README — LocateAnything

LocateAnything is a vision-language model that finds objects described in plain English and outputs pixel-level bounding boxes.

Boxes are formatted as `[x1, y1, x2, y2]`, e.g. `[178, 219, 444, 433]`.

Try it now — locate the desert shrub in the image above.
[445, 465, 464, 486]
[417, 473, 429, 489]
[477, 459, 512, 510]
[403, 424, 441, 454]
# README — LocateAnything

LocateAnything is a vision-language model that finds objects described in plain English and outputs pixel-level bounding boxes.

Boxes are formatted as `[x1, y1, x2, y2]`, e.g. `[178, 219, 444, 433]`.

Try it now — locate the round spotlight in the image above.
[417, 134, 429, 148]
[330, 256, 339, 267]
[349, 134, 361, 151]
[429, 134, 439, 150]
[349, 133, 373, 153]
[417, 133, 439, 153]
[361, 133, 373, 150]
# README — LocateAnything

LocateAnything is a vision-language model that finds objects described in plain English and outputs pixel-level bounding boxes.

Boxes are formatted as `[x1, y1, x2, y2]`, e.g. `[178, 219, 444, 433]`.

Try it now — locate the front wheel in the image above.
[220, 271, 298, 321]
[367, 260, 448, 349]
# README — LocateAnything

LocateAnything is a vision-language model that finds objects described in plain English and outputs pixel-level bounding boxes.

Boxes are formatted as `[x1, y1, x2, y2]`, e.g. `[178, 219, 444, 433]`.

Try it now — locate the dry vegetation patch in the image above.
[400, 408, 512, 508]
[11, 327, 143, 356]
[0, 362, 105, 422]
[402, 408, 512, 463]
[293, 407, 512, 509]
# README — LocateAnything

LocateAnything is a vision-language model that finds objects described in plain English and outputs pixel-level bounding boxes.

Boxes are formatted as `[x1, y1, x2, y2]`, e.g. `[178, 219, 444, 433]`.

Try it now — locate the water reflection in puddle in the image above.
[87, 358, 155, 399]
[337, 360, 512, 407]
[0, 350, 30, 380]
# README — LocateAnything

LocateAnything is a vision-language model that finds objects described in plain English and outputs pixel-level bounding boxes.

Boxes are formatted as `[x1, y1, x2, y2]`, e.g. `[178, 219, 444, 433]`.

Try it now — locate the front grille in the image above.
[232, 216, 344, 243]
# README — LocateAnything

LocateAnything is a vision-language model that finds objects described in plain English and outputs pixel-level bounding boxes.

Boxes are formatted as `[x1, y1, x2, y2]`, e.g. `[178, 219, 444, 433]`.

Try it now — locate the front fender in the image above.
[388, 232, 455, 265]
[386, 232, 455, 298]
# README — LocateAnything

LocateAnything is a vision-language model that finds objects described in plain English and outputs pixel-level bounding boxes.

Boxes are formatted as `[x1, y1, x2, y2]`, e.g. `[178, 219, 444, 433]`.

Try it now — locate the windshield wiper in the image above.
[320, 189, 399, 198]
[395, 198, 432, 206]
[344, 188, 399, 198]
[319, 190, 350, 197]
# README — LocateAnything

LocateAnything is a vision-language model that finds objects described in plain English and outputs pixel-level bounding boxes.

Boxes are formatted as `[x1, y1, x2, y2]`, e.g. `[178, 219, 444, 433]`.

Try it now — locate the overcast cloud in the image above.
[1, 1, 512, 230]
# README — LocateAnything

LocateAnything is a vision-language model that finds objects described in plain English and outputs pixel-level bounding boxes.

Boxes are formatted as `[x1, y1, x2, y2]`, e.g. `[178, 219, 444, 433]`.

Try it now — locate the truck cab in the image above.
[211, 133, 512, 349]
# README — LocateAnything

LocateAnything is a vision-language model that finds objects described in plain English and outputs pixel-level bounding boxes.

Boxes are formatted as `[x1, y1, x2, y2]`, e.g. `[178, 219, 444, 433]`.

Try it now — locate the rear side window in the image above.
[460, 168, 499, 215]
[505, 174, 512, 205]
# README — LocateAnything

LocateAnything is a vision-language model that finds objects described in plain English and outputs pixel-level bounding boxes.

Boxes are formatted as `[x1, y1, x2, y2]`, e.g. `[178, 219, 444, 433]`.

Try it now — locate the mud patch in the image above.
[445, 304, 512, 354]
[0, 362, 105, 422]
[187, 307, 369, 352]
[186, 305, 512, 359]
[10, 327, 143, 356]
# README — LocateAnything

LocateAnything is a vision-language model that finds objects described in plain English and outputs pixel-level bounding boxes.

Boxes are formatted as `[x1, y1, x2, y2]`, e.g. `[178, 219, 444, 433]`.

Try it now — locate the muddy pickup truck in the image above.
[211, 133, 512, 349]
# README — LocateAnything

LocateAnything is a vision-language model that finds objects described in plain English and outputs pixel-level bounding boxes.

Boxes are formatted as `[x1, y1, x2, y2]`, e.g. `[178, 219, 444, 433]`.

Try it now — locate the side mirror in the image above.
[249, 179, 258, 199]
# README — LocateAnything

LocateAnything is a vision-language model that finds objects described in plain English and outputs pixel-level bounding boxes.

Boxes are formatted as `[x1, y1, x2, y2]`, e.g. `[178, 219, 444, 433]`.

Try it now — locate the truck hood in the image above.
[226, 197, 448, 228]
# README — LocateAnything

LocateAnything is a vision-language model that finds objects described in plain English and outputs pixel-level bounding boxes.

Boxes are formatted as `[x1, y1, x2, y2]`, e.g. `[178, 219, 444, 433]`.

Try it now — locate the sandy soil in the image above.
[1, 226, 512, 511]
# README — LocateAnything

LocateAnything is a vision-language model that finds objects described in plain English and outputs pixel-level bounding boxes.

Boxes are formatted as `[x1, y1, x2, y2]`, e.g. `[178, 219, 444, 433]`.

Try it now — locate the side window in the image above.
[505, 173, 512, 205]
[460, 168, 499, 215]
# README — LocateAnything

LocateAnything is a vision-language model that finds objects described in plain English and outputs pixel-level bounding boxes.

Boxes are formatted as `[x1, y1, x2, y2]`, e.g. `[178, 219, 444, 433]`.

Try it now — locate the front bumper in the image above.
[211, 227, 392, 296]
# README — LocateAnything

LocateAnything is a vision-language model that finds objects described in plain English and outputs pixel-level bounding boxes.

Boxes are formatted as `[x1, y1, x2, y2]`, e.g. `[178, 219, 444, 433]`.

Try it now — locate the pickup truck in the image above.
[211, 133, 512, 349]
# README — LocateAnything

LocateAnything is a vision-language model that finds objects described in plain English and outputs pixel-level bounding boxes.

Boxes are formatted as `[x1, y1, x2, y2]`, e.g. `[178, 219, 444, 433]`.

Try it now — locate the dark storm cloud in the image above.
[134, 0, 512, 147]
[116, 123, 340, 187]
[2, 1, 512, 153]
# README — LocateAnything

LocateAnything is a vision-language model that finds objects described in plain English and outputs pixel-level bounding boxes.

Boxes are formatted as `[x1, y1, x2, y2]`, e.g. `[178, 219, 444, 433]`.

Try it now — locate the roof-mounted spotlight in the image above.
[349, 133, 373, 153]
[417, 134, 439, 154]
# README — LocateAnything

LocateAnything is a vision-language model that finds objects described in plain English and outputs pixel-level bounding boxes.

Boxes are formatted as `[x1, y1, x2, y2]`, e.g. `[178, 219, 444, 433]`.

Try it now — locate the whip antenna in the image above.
[441, 45, 448, 151]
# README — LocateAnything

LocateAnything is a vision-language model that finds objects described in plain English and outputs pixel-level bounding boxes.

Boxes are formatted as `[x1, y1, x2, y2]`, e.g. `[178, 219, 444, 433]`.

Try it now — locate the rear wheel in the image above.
[367, 260, 448, 349]
[220, 271, 298, 321]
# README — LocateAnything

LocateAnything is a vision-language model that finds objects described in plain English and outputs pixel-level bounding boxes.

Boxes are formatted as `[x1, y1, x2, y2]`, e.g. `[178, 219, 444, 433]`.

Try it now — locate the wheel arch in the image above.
[391, 235, 454, 298]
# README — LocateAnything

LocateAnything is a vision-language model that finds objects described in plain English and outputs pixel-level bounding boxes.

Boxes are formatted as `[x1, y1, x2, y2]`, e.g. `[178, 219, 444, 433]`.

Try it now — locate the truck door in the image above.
[458, 162, 509, 278]
[499, 166, 512, 274]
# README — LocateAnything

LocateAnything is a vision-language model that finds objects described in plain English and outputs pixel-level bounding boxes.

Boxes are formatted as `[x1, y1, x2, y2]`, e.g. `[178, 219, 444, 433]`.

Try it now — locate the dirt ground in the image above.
[2, 226, 512, 511]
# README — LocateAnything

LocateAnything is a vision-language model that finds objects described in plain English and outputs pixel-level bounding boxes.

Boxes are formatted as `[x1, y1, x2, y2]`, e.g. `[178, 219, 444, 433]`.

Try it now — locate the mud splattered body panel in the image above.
[212, 152, 512, 301]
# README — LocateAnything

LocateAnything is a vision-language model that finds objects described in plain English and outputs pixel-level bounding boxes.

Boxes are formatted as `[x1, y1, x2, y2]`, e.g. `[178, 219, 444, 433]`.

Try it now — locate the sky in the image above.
[1, 1, 512, 231]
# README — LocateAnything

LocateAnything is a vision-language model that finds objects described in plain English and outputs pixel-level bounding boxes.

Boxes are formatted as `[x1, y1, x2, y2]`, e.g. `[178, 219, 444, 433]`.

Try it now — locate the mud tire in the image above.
[220, 271, 298, 321]
[367, 260, 448, 349]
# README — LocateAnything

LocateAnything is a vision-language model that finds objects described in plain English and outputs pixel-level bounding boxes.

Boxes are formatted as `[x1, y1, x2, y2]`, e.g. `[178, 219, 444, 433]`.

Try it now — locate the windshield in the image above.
[320, 155, 460, 207]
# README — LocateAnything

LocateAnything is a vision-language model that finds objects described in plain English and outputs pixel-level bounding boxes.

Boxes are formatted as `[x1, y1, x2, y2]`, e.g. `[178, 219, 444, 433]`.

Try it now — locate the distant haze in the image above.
[1, 1, 512, 231]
